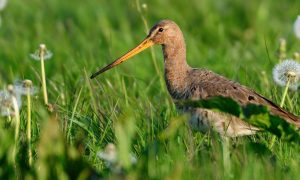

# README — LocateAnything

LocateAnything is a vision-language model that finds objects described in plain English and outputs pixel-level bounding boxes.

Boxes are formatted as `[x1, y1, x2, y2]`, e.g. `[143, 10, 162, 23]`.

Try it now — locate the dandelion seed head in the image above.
[39, 44, 46, 50]
[98, 143, 117, 164]
[273, 59, 300, 90]
[0, 90, 14, 117]
[97, 143, 137, 172]
[30, 44, 53, 61]
[293, 52, 300, 61]
[294, 15, 300, 39]
[23, 79, 33, 88]
[30, 50, 53, 61]
[142, 3, 147, 10]
[13, 80, 38, 95]
[0, 0, 7, 11]
[7, 84, 14, 93]
[279, 38, 286, 46]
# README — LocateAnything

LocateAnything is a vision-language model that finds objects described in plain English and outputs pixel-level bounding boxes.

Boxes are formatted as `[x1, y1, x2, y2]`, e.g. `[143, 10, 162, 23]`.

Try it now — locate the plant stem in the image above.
[222, 136, 231, 177]
[67, 87, 83, 142]
[270, 78, 291, 148]
[11, 96, 20, 165]
[280, 79, 290, 107]
[40, 51, 48, 105]
[26, 87, 32, 166]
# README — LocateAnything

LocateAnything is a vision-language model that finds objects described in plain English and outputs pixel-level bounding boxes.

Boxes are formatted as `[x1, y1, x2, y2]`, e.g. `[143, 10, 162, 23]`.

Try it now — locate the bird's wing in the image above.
[189, 69, 300, 127]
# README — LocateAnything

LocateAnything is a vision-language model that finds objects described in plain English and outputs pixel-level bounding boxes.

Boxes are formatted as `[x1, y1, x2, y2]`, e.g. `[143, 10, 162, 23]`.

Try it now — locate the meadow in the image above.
[1, 0, 300, 179]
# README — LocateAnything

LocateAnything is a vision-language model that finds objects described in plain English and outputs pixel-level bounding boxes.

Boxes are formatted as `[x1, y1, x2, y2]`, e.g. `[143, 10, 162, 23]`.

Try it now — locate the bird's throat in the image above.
[163, 42, 190, 99]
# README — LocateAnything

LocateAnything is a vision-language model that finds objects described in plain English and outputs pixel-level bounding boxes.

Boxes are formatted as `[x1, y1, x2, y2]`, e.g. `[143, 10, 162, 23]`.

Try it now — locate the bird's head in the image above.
[90, 19, 180, 79]
[148, 20, 181, 45]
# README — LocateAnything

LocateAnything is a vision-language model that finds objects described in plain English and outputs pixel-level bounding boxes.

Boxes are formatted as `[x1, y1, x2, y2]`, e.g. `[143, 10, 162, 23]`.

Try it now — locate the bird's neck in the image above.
[163, 39, 191, 99]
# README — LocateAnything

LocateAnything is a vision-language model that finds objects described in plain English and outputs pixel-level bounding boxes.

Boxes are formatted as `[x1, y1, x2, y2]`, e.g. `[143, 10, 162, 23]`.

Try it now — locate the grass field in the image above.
[1, 0, 300, 179]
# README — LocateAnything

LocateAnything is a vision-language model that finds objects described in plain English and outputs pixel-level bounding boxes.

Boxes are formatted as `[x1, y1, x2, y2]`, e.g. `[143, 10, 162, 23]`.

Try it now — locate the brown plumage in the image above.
[91, 19, 300, 137]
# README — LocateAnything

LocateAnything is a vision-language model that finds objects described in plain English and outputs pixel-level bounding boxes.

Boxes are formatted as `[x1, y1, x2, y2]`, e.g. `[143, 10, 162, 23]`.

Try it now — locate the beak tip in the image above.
[90, 37, 153, 80]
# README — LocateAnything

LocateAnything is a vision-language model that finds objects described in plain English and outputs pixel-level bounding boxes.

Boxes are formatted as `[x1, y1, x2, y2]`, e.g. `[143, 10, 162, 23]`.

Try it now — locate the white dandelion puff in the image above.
[30, 44, 50, 105]
[293, 52, 300, 61]
[30, 44, 53, 61]
[98, 143, 118, 165]
[0, 0, 7, 11]
[97, 143, 137, 173]
[30, 49, 53, 61]
[294, 16, 300, 39]
[272, 59, 300, 90]
[0, 90, 14, 116]
[13, 80, 38, 96]
[0, 84, 23, 117]
[142, 3, 147, 10]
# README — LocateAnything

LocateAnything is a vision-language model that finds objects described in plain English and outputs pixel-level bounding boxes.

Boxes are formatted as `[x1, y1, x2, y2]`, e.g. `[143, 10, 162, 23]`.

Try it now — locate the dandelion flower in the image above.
[0, 90, 14, 116]
[293, 52, 300, 61]
[0, 0, 7, 11]
[142, 3, 147, 10]
[294, 16, 300, 39]
[0, 84, 24, 116]
[98, 143, 118, 164]
[97, 143, 137, 173]
[30, 50, 53, 61]
[30, 44, 51, 105]
[273, 59, 300, 90]
[13, 80, 38, 96]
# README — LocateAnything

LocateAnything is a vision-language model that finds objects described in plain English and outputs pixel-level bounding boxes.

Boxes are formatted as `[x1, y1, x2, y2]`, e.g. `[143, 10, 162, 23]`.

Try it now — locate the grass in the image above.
[0, 0, 300, 179]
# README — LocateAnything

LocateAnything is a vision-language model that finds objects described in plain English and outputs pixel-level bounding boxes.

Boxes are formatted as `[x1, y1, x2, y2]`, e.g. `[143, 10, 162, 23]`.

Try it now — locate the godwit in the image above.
[91, 20, 300, 137]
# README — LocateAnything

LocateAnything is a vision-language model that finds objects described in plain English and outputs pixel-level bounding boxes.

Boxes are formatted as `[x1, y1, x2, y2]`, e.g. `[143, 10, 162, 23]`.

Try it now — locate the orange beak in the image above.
[90, 37, 155, 79]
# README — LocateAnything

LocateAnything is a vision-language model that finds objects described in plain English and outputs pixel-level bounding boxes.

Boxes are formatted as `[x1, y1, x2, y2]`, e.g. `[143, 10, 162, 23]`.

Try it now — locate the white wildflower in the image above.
[294, 15, 300, 39]
[272, 59, 300, 90]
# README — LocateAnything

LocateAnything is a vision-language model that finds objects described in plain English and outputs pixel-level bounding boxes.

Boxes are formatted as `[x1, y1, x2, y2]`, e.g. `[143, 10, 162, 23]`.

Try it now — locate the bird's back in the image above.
[182, 68, 300, 127]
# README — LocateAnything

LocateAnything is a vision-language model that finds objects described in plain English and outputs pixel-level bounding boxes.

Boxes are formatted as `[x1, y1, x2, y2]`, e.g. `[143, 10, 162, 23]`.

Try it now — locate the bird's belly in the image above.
[186, 108, 259, 137]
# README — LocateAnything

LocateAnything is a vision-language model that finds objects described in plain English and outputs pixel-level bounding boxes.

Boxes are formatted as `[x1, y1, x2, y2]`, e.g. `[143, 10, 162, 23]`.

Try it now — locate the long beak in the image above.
[90, 37, 154, 79]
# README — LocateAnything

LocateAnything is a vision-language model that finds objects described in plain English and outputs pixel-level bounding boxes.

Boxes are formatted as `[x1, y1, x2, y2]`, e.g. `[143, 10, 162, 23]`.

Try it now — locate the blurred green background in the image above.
[0, 0, 300, 179]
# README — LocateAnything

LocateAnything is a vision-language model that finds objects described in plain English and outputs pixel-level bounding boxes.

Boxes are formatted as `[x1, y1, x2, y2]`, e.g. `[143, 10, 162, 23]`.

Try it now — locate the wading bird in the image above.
[91, 20, 300, 137]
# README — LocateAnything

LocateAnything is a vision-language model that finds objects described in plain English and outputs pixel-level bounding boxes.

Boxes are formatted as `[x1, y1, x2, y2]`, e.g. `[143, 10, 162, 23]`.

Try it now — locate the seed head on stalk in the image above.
[30, 44, 52, 105]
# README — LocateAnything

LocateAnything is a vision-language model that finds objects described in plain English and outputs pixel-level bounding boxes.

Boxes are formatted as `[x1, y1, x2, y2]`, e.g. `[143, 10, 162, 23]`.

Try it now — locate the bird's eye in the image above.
[158, 28, 164, 32]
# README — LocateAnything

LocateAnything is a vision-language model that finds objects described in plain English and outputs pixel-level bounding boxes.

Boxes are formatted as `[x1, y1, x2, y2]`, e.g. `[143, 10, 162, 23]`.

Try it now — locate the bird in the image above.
[90, 20, 300, 137]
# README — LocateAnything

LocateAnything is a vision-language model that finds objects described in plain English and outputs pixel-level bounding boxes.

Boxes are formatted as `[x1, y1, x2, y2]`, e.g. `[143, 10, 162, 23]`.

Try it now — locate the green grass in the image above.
[0, 0, 300, 179]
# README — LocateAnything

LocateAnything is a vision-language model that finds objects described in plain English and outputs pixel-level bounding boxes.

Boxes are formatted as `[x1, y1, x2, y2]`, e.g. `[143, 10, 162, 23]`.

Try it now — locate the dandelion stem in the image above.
[40, 45, 48, 105]
[271, 77, 292, 148]
[11, 96, 20, 165]
[280, 78, 290, 107]
[26, 86, 32, 166]
[7, 108, 11, 122]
